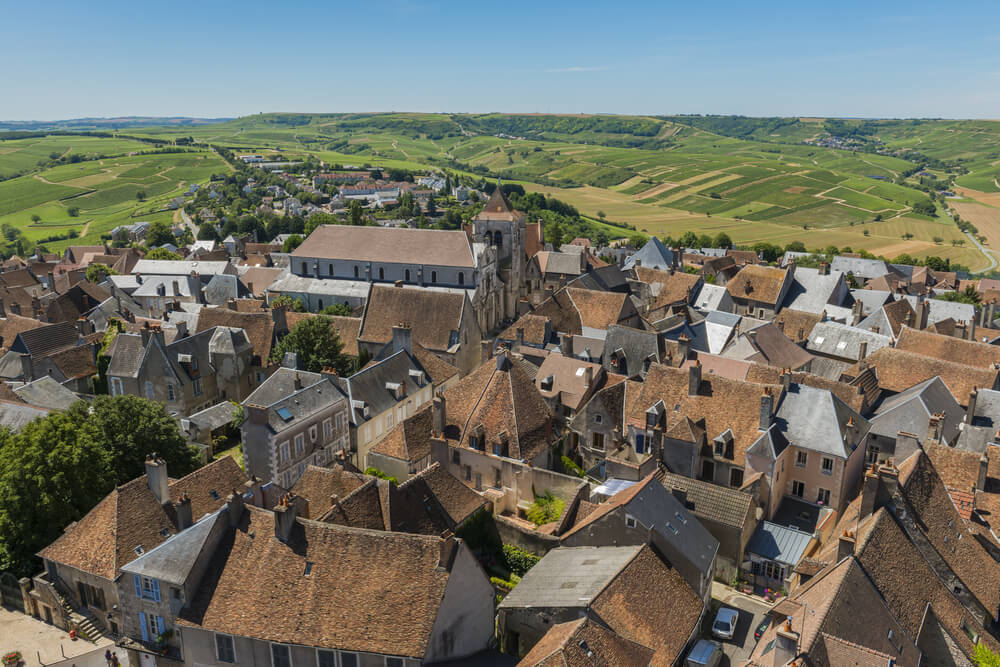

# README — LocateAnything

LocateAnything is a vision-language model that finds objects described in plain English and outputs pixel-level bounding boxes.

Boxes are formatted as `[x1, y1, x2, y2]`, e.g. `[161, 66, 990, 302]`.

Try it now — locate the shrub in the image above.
[364, 467, 398, 485]
[561, 455, 585, 478]
[526, 491, 565, 526]
[502, 544, 540, 576]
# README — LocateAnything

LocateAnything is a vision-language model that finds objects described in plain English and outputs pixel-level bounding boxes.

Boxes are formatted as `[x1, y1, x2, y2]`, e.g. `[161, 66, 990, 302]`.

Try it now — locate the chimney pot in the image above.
[145, 456, 170, 505]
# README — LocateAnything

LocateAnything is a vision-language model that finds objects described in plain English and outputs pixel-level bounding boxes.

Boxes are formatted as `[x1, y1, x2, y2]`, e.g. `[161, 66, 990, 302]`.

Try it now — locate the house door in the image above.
[78, 582, 89, 608]
[701, 460, 715, 483]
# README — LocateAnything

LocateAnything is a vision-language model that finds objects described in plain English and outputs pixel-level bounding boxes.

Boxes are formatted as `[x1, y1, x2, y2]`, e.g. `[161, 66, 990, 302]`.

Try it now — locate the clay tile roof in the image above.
[773, 308, 823, 343]
[42, 344, 97, 380]
[499, 314, 550, 346]
[725, 264, 788, 305]
[292, 225, 475, 268]
[634, 266, 700, 311]
[196, 308, 276, 362]
[177, 507, 460, 656]
[590, 545, 702, 666]
[896, 325, 1000, 369]
[744, 365, 867, 414]
[359, 286, 465, 353]
[370, 405, 435, 464]
[411, 342, 459, 385]
[442, 355, 552, 462]
[562, 475, 655, 538]
[168, 455, 248, 521]
[924, 443, 981, 493]
[844, 347, 997, 406]
[565, 287, 632, 330]
[793, 557, 829, 577]
[285, 312, 361, 357]
[0, 313, 45, 350]
[405, 462, 486, 526]
[239, 267, 283, 297]
[291, 464, 369, 519]
[518, 616, 655, 667]
[525, 222, 544, 259]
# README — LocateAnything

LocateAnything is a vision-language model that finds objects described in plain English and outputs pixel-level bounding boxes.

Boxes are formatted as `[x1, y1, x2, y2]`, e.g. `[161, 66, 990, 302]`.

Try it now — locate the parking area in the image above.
[700, 586, 772, 666]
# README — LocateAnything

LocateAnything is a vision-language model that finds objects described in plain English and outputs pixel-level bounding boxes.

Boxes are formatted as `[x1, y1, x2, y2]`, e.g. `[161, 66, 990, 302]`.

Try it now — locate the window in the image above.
[336, 413, 344, 431]
[215, 634, 236, 663]
[145, 381, 154, 399]
[405, 269, 410, 282]
[340, 654, 359, 667]
[139, 612, 163, 642]
[141, 576, 160, 601]
[354, 265, 359, 278]
[458, 272, 464, 285]
[323, 418, 332, 439]
[317, 651, 336, 667]
[817, 488, 831, 506]
[386, 412, 394, 429]
[295, 434, 305, 456]
[309, 425, 318, 442]
[271, 644, 291, 667]
[111, 377, 123, 396]
[378, 267, 385, 280]
[592, 432, 605, 451]
[795, 451, 808, 467]
[302, 262, 308, 274]
[385, 659, 404, 667]
[626, 514, 637, 528]
[594, 414, 602, 424]
[714, 440, 724, 456]
[465, 465, 472, 481]
[866, 444, 880, 465]
[318, 299, 323, 310]
[193, 378, 203, 397]
[167, 383, 175, 401]
[730, 468, 744, 487]
[495, 468, 502, 488]
[328, 264, 334, 277]
[191, 356, 198, 372]
[792, 480, 805, 498]
[279, 441, 290, 463]
[821, 457, 834, 475]
[635, 433, 645, 455]
[452, 449, 460, 465]
[431, 270, 437, 283]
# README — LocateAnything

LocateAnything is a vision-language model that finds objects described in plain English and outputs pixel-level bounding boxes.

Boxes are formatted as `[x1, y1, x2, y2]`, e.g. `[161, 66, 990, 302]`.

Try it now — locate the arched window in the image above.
[302, 262, 308, 274]
[354, 265, 359, 278]
[318, 299, 323, 310]
[378, 267, 384, 281]
[458, 272, 464, 286]
[328, 263, 334, 277]
[431, 271, 437, 284]
[405, 269, 410, 282]
[495, 231, 503, 249]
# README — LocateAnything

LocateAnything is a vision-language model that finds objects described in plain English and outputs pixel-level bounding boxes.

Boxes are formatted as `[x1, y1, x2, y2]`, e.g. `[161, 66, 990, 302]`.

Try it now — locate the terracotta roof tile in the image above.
[725, 264, 788, 305]
[518, 617, 654, 667]
[359, 285, 466, 353]
[843, 347, 997, 406]
[499, 314, 550, 346]
[370, 405, 435, 464]
[291, 464, 369, 519]
[895, 325, 1000, 369]
[566, 288, 633, 330]
[293, 225, 475, 267]
[197, 308, 276, 363]
[773, 308, 823, 343]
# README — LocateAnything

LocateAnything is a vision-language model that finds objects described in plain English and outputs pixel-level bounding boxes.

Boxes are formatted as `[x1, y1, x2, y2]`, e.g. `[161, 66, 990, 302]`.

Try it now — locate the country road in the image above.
[966, 230, 998, 273]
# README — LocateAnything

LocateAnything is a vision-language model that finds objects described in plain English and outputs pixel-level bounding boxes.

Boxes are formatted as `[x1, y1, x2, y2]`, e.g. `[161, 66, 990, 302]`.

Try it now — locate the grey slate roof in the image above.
[498, 545, 642, 609]
[13, 376, 80, 411]
[901, 295, 976, 325]
[746, 521, 812, 565]
[870, 377, 963, 443]
[602, 325, 662, 377]
[121, 508, 223, 585]
[243, 367, 348, 434]
[183, 401, 239, 434]
[106, 333, 145, 377]
[692, 283, 730, 312]
[775, 383, 868, 459]
[338, 350, 430, 426]
[623, 237, 676, 271]
[658, 471, 754, 529]
[11, 321, 78, 357]
[0, 399, 48, 431]
[848, 289, 893, 317]
[132, 259, 232, 275]
[568, 265, 629, 293]
[806, 321, 892, 361]
[781, 267, 847, 314]
[831, 256, 890, 280]
[703, 311, 740, 354]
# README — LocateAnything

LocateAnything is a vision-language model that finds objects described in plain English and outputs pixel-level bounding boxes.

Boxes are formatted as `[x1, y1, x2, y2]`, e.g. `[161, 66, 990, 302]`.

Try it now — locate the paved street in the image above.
[702, 584, 772, 666]
[0, 607, 127, 667]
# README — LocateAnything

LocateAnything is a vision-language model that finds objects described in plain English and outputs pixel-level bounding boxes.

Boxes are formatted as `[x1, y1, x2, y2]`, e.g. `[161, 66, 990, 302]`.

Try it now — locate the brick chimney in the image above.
[437, 532, 458, 571]
[676, 333, 690, 361]
[968, 387, 978, 424]
[274, 492, 299, 542]
[226, 489, 245, 527]
[246, 403, 268, 426]
[145, 454, 169, 505]
[858, 340, 868, 362]
[175, 493, 193, 530]
[837, 529, 856, 561]
[688, 360, 702, 396]
[244, 476, 264, 507]
[759, 388, 774, 430]
[562, 333, 574, 358]
[860, 463, 880, 520]
[979, 454, 989, 492]
[773, 619, 799, 666]
[432, 394, 447, 435]
[481, 339, 493, 363]
[515, 327, 524, 350]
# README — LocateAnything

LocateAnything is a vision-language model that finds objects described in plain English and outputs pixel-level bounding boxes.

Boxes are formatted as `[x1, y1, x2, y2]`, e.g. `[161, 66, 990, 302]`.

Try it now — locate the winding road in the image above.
[965, 230, 998, 273]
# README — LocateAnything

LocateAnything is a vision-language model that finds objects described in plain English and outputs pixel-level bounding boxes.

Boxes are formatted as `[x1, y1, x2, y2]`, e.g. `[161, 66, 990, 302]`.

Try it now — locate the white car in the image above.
[712, 607, 739, 640]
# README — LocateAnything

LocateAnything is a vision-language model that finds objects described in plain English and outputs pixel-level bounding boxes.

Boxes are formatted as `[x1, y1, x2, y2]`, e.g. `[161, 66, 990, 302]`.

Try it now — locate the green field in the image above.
[4, 112, 1000, 268]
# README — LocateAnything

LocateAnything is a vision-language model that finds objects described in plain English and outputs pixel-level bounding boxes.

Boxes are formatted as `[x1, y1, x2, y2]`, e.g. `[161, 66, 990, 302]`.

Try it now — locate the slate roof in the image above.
[857, 298, 914, 337]
[359, 285, 467, 353]
[177, 507, 469, 658]
[602, 325, 662, 378]
[13, 376, 80, 410]
[746, 521, 811, 565]
[534, 251, 584, 276]
[692, 282, 730, 312]
[0, 398, 49, 430]
[243, 368, 348, 434]
[901, 295, 976, 326]
[806, 321, 892, 360]
[831, 256, 890, 280]
[736, 322, 815, 370]
[568, 264, 629, 293]
[657, 470, 754, 528]
[292, 225, 476, 267]
[622, 237, 676, 271]
[339, 350, 429, 426]
[121, 509, 223, 585]
[132, 259, 231, 275]
[782, 266, 847, 314]
[775, 383, 868, 459]
[870, 377, 963, 443]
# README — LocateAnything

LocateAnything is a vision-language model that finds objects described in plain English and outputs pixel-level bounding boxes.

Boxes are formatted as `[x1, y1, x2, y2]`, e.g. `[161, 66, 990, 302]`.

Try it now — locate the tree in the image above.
[678, 231, 699, 248]
[320, 303, 353, 316]
[785, 241, 807, 253]
[713, 232, 732, 249]
[146, 220, 175, 247]
[136, 190, 147, 202]
[348, 200, 364, 226]
[426, 195, 437, 216]
[282, 234, 303, 253]
[30, 214, 41, 224]
[597, 210, 606, 221]
[270, 294, 307, 312]
[271, 316, 352, 375]
[86, 263, 117, 283]
[547, 223, 565, 249]
[145, 247, 183, 261]
[67, 206, 80, 217]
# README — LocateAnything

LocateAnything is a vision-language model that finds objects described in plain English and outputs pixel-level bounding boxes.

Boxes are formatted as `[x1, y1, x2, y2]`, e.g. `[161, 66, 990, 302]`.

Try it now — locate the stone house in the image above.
[724, 264, 794, 318]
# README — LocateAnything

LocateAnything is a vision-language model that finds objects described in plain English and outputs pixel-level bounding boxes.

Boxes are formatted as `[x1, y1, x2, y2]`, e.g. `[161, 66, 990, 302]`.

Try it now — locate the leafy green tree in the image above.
[597, 210, 606, 221]
[697, 234, 713, 249]
[136, 190, 147, 202]
[271, 315, 352, 375]
[713, 232, 732, 249]
[348, 200, 364, 226]
[282, 234, 303, 253]
[547, 223, 565, 249]
[30, 214, 41, 224]
[145, 247, 183, 261]
[320, 303, 353, 316]
[678, 231, 699, 247]
[67, 206, 80, 217]
[86, 263, 117, 283]
[785, 241, 807, 253]
[146, 220, 175, 247]
[974, 644, 1000, 667]
[270, 294, 307, 312]
[426, 195, 437, 216]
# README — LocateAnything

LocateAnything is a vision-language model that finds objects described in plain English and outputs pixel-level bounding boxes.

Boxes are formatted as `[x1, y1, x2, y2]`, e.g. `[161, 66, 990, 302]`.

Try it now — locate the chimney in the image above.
[781, 368, 792, 392]
[871, 325, 880, 335]
[858, 340, 868, 362]
[496, 349, 510, 371]
[773, 619, 799, 667]
[432, 394, 447, 435]
[176, 493, 193, 530]
[968, 388, 979, 424]
[562, 333, 574, 358]
[979, 454, 989, 492]
[391, 324, 412, 356]
[481, 339, 493, 363]
[777, 319, 785, 334]
[47, 271, 55, 291]
[671, 486, 688, 507]
[688, 360, 702, 396]
[145, 454, 169, 505]
[837, 530, 856, 561]
[227, 298, 237, 310]
[226, 490, 245, 527]
[244, 476, 264, 507]
[851, 300, 863, 326]
[917, 300, 929, 330]
[927, 413, 944, 444]
[583, 365, 593, 389]
[819, 261, 830, 276]
[515, 327, 524, 350]
[438, 533, 458, 570]
[246, 403, 268, 426]
[274, 493, 299, 542]
[860, 464, 880, 519]
[676, 333, 690, 361]
[988, 301, 997, 330]
[878, 460, 900, 499]
[759, 388, 774, 430]
[293, 373, 303, 390]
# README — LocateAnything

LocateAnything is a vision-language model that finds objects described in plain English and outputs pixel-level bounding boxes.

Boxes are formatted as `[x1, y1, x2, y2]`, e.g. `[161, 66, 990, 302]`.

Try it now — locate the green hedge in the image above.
[502, 544, 540, 576]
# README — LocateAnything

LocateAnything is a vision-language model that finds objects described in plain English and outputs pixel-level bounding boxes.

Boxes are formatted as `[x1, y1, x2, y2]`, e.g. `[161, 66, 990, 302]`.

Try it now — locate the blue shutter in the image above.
[156, 616, 165, 635]
[151, 578, 160, 602]
[133, 574, 141, 598]
[139, 612, 148, 642]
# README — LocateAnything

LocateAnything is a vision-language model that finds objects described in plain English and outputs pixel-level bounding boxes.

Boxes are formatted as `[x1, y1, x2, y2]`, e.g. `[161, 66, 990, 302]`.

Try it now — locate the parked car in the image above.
[686, 639, 723, 667]
[712, 607, 739, 640]
[754, 616, 772, 641]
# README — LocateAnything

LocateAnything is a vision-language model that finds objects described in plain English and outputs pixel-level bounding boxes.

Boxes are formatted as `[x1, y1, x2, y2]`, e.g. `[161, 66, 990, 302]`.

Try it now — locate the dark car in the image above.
[754, 617, 772, 641]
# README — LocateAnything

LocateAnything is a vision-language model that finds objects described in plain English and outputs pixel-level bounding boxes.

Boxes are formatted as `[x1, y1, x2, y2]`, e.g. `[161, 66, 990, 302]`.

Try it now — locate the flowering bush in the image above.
[3, 652, 22, 667]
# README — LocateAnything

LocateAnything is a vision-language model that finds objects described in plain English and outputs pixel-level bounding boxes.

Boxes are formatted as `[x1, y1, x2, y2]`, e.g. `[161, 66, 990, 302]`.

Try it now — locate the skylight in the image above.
[276, 407, 294, 422]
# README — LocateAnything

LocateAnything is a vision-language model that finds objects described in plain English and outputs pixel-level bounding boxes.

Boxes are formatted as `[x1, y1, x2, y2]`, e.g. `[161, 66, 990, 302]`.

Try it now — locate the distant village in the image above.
[4, 166, 1000, 667]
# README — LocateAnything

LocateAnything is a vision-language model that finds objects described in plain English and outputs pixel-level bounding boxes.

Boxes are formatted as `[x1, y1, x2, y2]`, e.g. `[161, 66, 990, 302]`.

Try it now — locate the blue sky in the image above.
[2, 0, 999, 120]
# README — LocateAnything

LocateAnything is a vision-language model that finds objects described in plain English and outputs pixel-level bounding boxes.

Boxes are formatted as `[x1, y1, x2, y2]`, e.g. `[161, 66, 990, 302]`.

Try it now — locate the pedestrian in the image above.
[111, 654, 120, 667]
[104, 650, 112, 667]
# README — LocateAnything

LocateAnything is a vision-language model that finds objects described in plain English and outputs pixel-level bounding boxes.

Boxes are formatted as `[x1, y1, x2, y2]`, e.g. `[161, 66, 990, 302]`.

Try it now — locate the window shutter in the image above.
[151, 578, 160, 602]
[139, 612, 148, 642]
[156, 615, 165, 635]
[133, 574, 141, 598]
